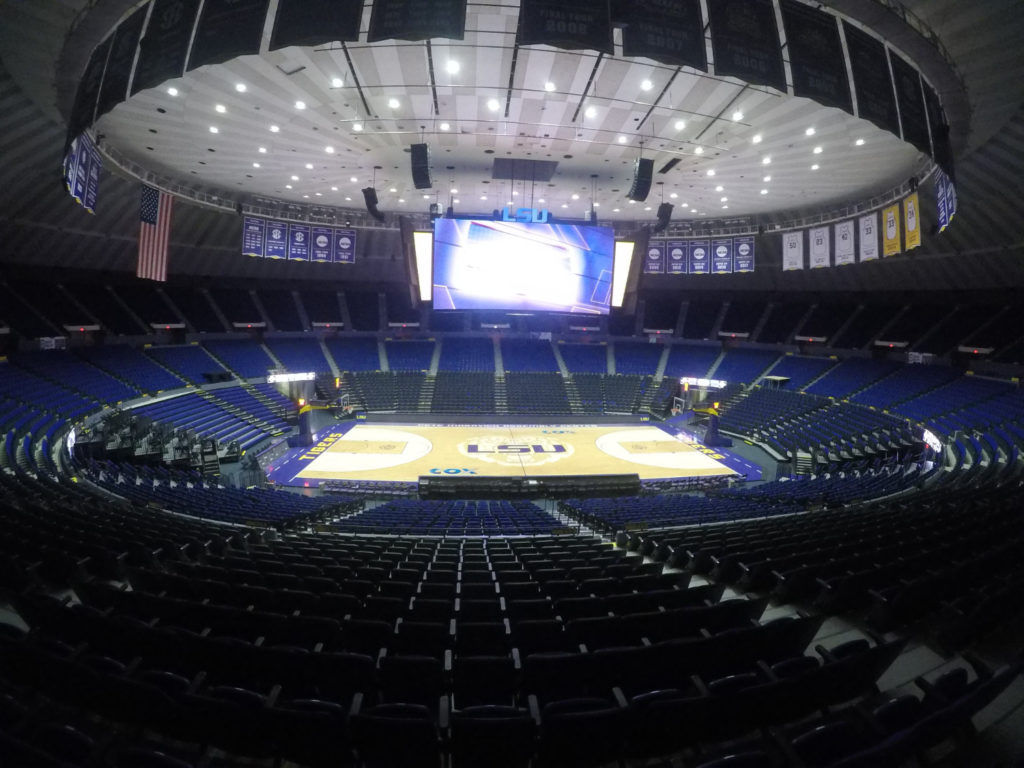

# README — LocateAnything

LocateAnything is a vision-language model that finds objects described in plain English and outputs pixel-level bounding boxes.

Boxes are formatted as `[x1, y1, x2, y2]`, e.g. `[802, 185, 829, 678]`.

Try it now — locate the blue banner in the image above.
[689, 239, 710, 274]
[332, 229, 356, 263]
[83, 139, 101, 214]
[666, 241, 688, 274]
[311, 226, 333, 262]
[712, 238, 733, 274]
[288, 223, 311, 261]
[72, 138, 90, 204]
[733, 236, 755, 272]
[242, 217, 266, 257]
[644, 242, 665, 274]
[264, 221, 288, 259]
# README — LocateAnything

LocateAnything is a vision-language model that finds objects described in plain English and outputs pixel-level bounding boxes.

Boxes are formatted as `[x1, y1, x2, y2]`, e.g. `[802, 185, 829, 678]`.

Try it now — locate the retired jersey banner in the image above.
[903, 192, 921, 251]
[809, 227, 830, 269]
[644, 242, 665, 274]
[711, 238, 733, 274]
[859, 213, 879, 262]
[264, 221, 288, 259]
[782, 231, 803, 271]
[288, 223, 311, 261]
[733, 236, 755, 272]
[689, 240, 710, 274]
[666, 241, 688, 274]
[882, 203, 901, 257]
[834, 221, 855, 266]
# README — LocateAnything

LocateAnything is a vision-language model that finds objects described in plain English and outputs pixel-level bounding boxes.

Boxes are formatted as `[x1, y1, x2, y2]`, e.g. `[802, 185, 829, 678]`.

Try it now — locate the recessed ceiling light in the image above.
[208, 126, 219, 133]
[584, 106, 597, 119]
[751, 134, 762, 144]
[855, 138, 865, 146]
[487, 98, 500, 111]
[681, 203, 688, 208]
[613, 208, 620, 212]
[571, 193, 579, 200]
[480, 195, 487, 200]
[538, 198, 545, 204]
[345, 196, 351, 201]
[285, 184, 293, 189]
[388, 97, 400, 109]
[507, 200, 514, 206]
[694, 146, 704, 155]
[331, 186, 338, 191]
[451, 188, 458, 194]
[763, 175, 771, 182]
[732, 110, 744, 121]
[760, 189, 768, 195]
[331, 77, 343, 88]
[398, 198, 405, 203]
[453, 199, 460, 204]
[762, 156, 771, 165]
[294, 100, 306, 110]
[715, 185, 723, 192]
[440, 122, 450, 131]
[305, 163, 313, 169]
[325, 146, 335, 153]
[269, 125, 280, 133]
[562, 203, 569, 209]
[813, 146, 823, 154]
[720, 197, 728, 202]
[669, 193, 678, 199]
[617, 136, 627, 143]
[350, 176, 358, 182]
[446, 60, 460, 74]
[423, 194, 431, 199]
[258, 146, 267, 153]
[805, 127, 816, 136]
[629, 200, 636, 205]
[593, 203, 599, 207]
[512, 190, 518, 196]
[706, 169, 715, 176]
[214, 104, 226, 113]
[252, 162, 260, 168]
[166, 86, 178, 96]
[544, 81, 556, 92]
[811, 164, 820, 170]
[291, 175, 300, 181]
[389, 187, 397, 193]
[353, 123, 363, 131]
[644, 206, 652, 211]
[641, 79, 653, 91]
[674, 120, 686, 130]
[722, 205, 729, 209]
[303, 194, 309, 199]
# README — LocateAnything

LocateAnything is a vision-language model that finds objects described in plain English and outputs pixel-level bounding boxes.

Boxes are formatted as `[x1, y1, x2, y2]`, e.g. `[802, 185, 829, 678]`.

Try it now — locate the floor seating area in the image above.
[331, 500, 562, 535]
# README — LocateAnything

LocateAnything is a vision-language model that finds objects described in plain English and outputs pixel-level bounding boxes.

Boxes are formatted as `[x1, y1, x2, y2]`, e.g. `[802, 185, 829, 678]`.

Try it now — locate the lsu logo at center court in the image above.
[458, 435, 574, 467]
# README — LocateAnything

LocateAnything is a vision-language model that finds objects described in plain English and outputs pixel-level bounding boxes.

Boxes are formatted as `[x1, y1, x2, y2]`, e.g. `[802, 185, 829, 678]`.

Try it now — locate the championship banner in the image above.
[733, 236, 755, 272]
[858, 213, 879, 262]
[288, 223, 311, 261]
[882, 203, 901, 257]
[780, 0, 852, 114]
[96, 4, 147, 119]
[644, 242, 665, 274]
[809, 227, 831, 269]
[843, 22, 900, 138]
[708, 0, 786, 92]
[924, 83, 954, 180]
[310, 226, 333, 262]
[936, 174, 949, 232]
[242, 217, 266, 257]
[688, 240, 710, 274]
[903, 192, 921, 251]
[834, 221, 855, 266]
[264, 221, 288, 259]
[272, 0, 363, 50]
[517, 0, 613, 53]
[64, 132, 102, 214]
[782, 231, 803, 271]
[618, 0, 706, 71]
[133, 0, 202, 95]
[666, 241, 688, 274]
[368, 0, 467, 42]
[66, 35, 111, 152]
[711, 238, 733, 274]
[189, 0, 270, 71]
[332, 229, 356, 264]
[83, 139, 101, 214]
[945, 177, 957, 223]
[889, 52, 930, 155]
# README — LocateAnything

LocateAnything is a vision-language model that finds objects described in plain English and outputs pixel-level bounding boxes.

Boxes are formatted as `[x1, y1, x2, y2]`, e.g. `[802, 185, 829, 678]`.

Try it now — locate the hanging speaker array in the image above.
[410, 143, 433, 190]
[627, 158, 654, 202]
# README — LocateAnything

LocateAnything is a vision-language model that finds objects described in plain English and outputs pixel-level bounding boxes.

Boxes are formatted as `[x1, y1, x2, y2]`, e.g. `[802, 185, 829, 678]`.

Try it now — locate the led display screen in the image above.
[432, 219, 614, 314]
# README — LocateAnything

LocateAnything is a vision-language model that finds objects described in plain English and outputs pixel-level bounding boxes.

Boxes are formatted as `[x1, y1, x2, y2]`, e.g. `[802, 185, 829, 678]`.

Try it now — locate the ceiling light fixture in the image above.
[811, 164, 820, 170]
[305, 163, 313, 169]
[762, 156, 771, 165]
[751, 134, 762, 144]
[813, 146, 823, 154]
[715, 185, 723, 192]
[694, 146, 704, 155]
[269, 125, 280, 133]
[544, 81, 556, 92]
[855, 138, 865, 146]
[294, 100, 306, 110]
[446, 60, 460, 74]
[674, 119, 686, 130]
[805, 127, 816, 136]
[388, 97, 400, 108]
[706, 169, 715, 176]
[214, 104, 226, 113]
[487, 98, 500, 111]
[732, 110, 744, 121]
[760, 189, 768, 194]
[325, 146, 334, 153]
[291, 175, 299, 181]
[439, 122, 450, 131]
[166, 86, 178, 96]
[584, 106, 597, 119]
[353, 123, 363, 131]
[350, 176, 358, 182]
[252, 162, 260, 168]
[331, 77, 343, 88]
[763, 175, 771, 182]
[641, 79, 653, 91]
[208, 126, 218, 133]
[617, 136, 627, 143]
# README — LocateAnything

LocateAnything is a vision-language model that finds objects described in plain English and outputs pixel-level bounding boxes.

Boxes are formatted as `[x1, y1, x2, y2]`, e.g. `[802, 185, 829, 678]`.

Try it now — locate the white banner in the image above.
[809, 226, 830, 268]
[834, 220, 855, 266]
[859, 212, 879, 262]
[782, 231, 804, 271]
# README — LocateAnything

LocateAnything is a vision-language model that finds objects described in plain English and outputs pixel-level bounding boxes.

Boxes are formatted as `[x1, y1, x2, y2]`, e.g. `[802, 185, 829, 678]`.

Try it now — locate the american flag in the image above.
[137, 185, 173, 281]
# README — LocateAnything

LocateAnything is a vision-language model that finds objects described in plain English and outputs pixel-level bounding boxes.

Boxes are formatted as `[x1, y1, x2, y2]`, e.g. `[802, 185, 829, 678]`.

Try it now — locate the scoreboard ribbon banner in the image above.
[243, 215, 356, 263]
[644, 242, 665, 274]
[689, 240, 710, 275]
[711, 238, 733, 274]
[903, 192, 921, 251]
[834, 220, 855, 266]
[859, 212, 879, 261]
[782, 231, 804, 271]
[809, 226, 831, 269]
[63, 132, 102, 214]
[666, 241, 688, 274]
[733, 236, 755, 273]
[882, 203, 902, 257]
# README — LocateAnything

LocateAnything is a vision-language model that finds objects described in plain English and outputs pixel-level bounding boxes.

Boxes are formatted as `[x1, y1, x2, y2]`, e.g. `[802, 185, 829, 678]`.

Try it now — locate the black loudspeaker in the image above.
[627, 158, 654, 201]
[653, 202, 673, 233]
[410, 143, 432, 189]
[362, 187, 385, 222]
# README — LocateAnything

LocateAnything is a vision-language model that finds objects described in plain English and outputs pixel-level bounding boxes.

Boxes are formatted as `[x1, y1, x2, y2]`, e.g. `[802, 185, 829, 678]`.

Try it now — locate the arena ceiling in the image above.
[0, 1, 1022, 293]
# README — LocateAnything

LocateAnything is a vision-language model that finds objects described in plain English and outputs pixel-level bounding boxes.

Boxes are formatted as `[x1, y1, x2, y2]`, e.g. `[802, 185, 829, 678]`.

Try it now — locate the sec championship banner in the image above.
[834, 220, 855, 266]
[264, 221, 288, 259]
[644, 242, 665, 274]
[711, 238, 733, 274]
[689, 240, 710, 274]
[733, 236, 755, 272]
[782, 231, 803, 271]
[288, 223, 311, 261]
[859, 213, 879, 262]
[883, 203, 901, 257]
[666, 241, 688, 274]
[809, 227, 830, 269]
[903, 192, 921, 251]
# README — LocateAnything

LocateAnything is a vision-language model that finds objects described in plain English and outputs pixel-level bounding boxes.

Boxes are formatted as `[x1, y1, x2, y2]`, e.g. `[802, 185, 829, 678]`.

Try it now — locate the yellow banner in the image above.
[904, 192, 921, 251]
[882, 203, 901, 257]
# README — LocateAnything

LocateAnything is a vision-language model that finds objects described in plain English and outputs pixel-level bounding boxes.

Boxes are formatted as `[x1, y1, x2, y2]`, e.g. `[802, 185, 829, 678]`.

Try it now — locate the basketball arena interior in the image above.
[1, 1, 1024, 766]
